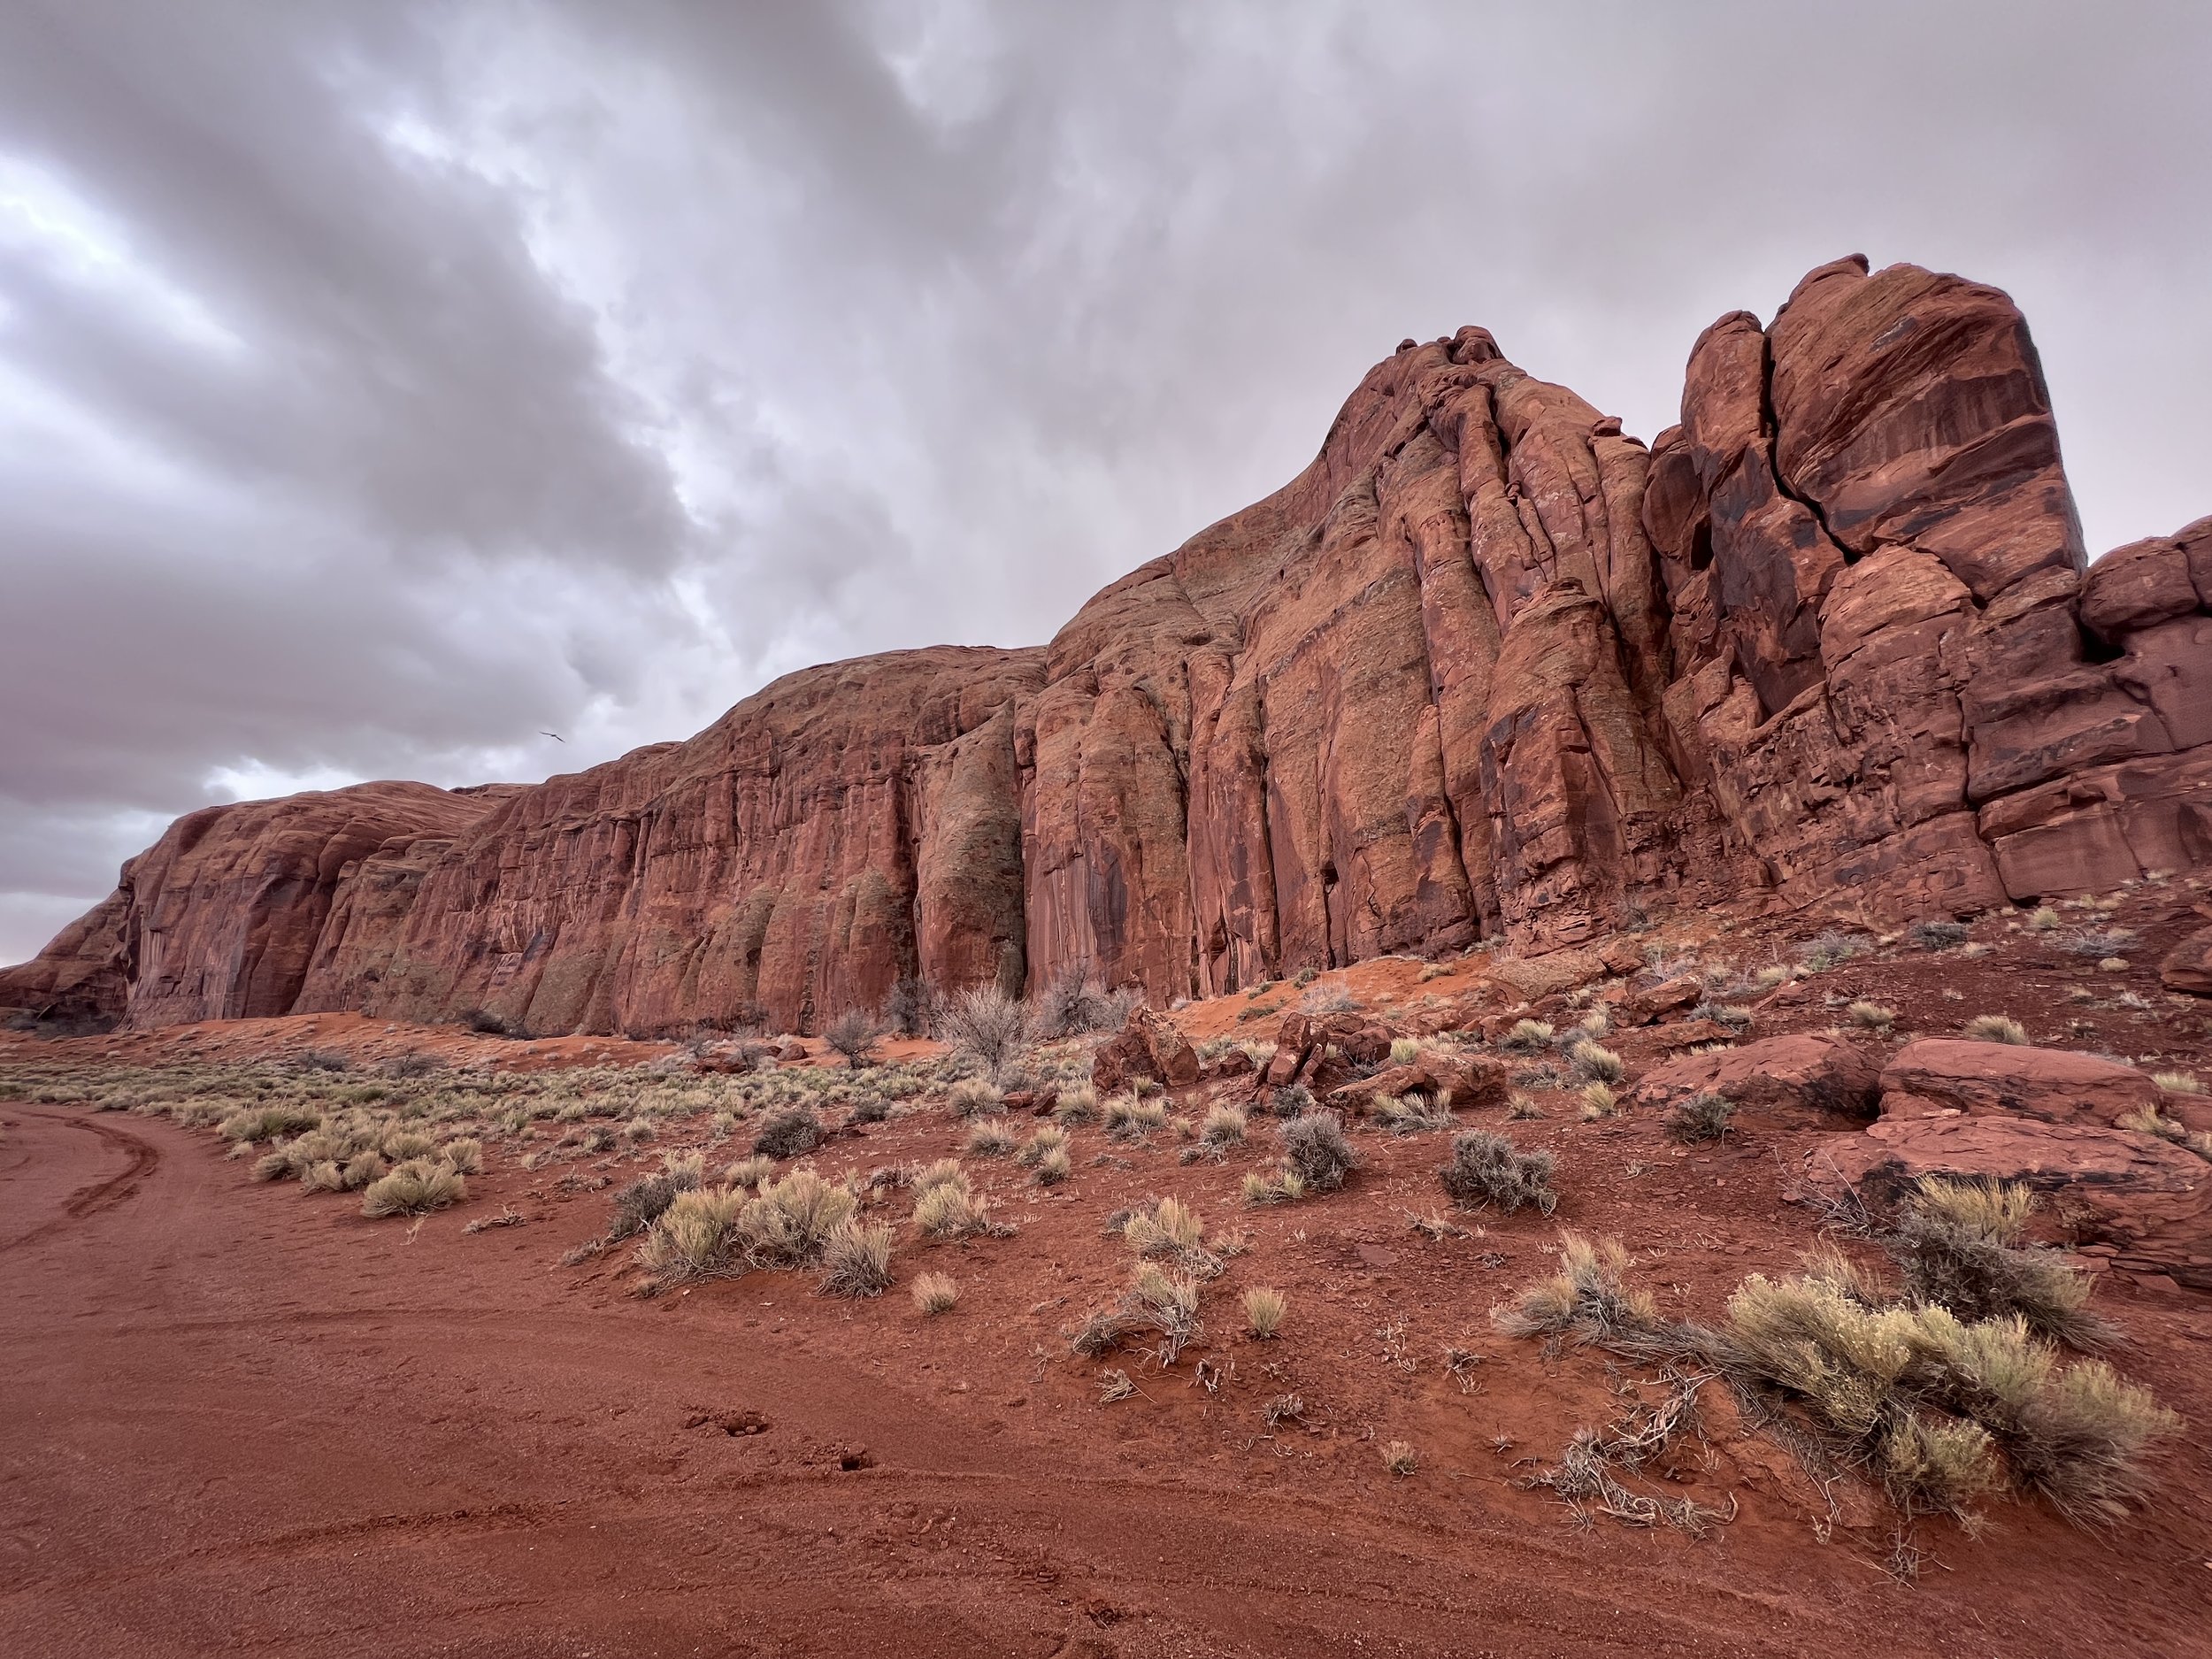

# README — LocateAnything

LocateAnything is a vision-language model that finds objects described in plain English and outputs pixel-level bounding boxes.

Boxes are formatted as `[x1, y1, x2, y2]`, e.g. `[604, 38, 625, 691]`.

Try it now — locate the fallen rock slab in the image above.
[2162, 925, 2212, 996]
[1632, 1033, 1880, 1118]
[1877, 1039, 2162, 1127]
[1324, 1055, 1508, 1113]
[1821, 1116, 2212, 1289]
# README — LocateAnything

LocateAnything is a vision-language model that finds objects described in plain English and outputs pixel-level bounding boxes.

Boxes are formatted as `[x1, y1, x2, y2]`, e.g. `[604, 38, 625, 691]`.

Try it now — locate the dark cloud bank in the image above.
[4, 0, 2209, 963]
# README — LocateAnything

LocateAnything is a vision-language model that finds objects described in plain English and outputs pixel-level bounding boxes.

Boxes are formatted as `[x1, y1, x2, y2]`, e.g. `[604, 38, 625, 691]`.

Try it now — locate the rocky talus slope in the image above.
[8, 255, 2210, 1035]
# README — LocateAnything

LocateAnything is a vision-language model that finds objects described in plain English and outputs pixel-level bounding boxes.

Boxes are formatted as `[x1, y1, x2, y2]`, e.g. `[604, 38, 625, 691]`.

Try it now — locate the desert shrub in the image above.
[1032, 1147, 1072, 1186]
[1389, 1036, 1422, 1066]
[2064, 929, 2138, 958]
[295, 1048, 350, 1072]
[1032, 966, 1137, 1039]
[1569, 1041, 1624, 1083]
[1886, 1179, 2108, 1348]
[1440, 1130, 1556, 1215]
[361, 1156, 465, 1219]
[1501, 1019, 1554, 1054]
[636, 1186, 744, 1279]
[2152, 1071, 2202, 1095]
[1268, 1083, 1315, 1118]
[822, 1008, 882, 1069]
[1243, 1286, 1286, 1339]
[1504, 1093, 1544, 1121]
[608, 1159, 703, 1240]
[1799, 931, 1870, 972]
[381, 1052, 442, 1079]
[1962, 1014, 2029, 1045]
[1578, 1082, 1618, 1120]
[442, 1137, 483, 1175]
[1279, 1111, 1355, 1191]
[251, 1150, 290, 1182]
[1299, 982, 1356, 1016]
[2025, 905, 2062, 931]
[845, 1094, 890, 1126]
[1665, 1091, 1733, 1143]
[341, 1150, 387, 1191]
[1848, 1001, 1897, 1033]
[947, 1077, 1004, 1119]
[819, 1220, 895, 1297]
[1051, 1084, 1099, 1125]
[965, 1121, 1017, 1157]
[911, 1271, 958, 1314]
[885, 975, 936, 1038]
[1910, 920, 1970, 950]
[383, 1129, 436, 1160]
[1380, 1440, 1419, 1476]
[939, 986, 1029, 1084]
[753, 1107, 824, 1160]
[734, 1170, 856, 1266]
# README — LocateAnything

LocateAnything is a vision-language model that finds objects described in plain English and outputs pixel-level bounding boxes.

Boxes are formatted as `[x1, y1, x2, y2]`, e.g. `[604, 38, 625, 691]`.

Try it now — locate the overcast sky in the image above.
[4, 1, 2208, 965]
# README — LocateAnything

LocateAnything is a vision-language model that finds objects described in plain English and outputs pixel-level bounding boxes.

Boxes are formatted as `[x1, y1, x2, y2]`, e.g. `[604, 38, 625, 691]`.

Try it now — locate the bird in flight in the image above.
[540, 732, 565, 743]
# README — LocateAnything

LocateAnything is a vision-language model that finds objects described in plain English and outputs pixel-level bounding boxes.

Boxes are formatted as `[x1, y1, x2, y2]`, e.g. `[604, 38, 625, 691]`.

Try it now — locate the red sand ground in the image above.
[6, 893, 2212, 1656]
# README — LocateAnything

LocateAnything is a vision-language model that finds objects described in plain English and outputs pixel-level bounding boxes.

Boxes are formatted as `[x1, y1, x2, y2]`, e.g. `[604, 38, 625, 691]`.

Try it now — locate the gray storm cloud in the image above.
[3, 0, 2208, 963]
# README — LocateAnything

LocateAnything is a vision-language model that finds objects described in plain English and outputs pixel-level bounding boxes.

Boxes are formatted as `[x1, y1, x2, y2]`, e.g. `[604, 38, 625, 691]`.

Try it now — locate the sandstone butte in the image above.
[8, 255, 2212, 1038]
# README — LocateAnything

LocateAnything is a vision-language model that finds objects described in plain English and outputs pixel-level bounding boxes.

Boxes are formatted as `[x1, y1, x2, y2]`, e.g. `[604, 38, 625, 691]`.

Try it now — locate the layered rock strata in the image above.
[9, 257, 2210, 1034]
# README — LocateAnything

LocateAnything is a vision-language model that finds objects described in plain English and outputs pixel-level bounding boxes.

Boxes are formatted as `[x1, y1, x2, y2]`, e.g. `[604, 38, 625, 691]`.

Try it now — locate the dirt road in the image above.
[4, 1102, 2206, 1657]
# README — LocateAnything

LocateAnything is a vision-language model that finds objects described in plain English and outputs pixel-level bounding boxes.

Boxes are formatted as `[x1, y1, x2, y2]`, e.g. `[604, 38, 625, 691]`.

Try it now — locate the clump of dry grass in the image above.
[1071, 1263, 1204, 1365]
[1103, 1094, 1169, 1141]
[1886, 1178, 2109, 1349]
[1504, 1093, 1544, 1122]
[818, 1219, 895, 1297]
[1440, 1130, 1557, 1215]
[1031, 1146, 1072, 1185]
[219, 1103, 323, 1143]
[912, 1167, 993, 1239]
[1240, 1167, 1308, 1206]
[1501, 1019, 1554, 1054]
[1389, 1036, 1423, 1066]
[911, 1271, 958, 1314]
[1578, 1082, 1617, 1121]
[1200, 1102, 1248, 1149]
[1374, 1094, 1455, 1134]
[1665, 1090, 1732, 1144]
[2152, 1071, 2202, 1096]
[722, 1153, 776, 1188]
[635, 1185, 744, 1279]
[360, 1156, 465, 1218]
[441, 1136, 483, 1175]
[731, 1170, 855, 1269]
[1279, 1111, 1355, 1191]
[1494, 1233, 1663, 1346]
[2026, 905, 2062, 932]
[1051, 1085, 1099, 1125]
[1380, 1440, 1419, 1476]
[965, 1120, 1017, 1157]
[1125, 1194, 1203, 1251]
[947, 1076, 1004, 1119]
[1243, 1286, 1286, 1339]
[1962, 1014, 2029, 1046]
[1570, 1042, 1624, 1084]
[1849, 1001, 1896, 1033]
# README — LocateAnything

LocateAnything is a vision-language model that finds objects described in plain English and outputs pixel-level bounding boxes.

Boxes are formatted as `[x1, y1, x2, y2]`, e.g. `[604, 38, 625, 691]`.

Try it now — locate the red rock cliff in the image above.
[8, 257, 2209, 1033]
